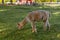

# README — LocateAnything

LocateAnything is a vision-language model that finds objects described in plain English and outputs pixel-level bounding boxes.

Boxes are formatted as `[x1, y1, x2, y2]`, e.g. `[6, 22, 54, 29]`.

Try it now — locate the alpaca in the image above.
[18, 10, 50, 32]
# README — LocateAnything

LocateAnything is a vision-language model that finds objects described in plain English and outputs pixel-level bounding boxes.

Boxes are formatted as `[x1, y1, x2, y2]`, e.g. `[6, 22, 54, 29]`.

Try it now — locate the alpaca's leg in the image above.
[43, 19, 50, 31]
[47, 20, 50, 31]
[43, 20, 47, 31]
[31, 21, 37, 33]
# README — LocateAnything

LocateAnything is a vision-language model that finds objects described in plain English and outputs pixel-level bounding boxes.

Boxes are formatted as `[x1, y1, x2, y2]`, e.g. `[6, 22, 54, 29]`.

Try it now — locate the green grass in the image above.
[0, 5, 60, 40]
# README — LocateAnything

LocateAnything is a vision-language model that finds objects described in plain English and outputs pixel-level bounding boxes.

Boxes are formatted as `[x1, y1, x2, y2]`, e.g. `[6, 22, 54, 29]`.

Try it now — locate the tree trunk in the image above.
[2, 0, 4, 5]
[10, 0, 13, 4]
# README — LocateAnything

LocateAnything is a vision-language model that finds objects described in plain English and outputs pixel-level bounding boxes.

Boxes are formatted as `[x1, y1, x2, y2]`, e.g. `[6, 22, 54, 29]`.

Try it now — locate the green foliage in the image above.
[35, 0, 57, 3]
[0, 0, 16, 4]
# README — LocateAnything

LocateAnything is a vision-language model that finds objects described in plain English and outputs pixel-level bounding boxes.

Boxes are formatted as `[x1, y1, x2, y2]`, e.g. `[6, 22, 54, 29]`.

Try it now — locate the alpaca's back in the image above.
[26, 10, 50, 21]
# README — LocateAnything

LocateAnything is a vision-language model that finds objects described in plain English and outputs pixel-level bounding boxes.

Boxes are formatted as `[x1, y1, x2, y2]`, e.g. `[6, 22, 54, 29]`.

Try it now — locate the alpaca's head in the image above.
[17, 22, 23, 29]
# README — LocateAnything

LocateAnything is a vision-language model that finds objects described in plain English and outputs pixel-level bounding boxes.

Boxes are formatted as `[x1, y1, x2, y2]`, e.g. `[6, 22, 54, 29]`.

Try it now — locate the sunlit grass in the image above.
[0, 28, 7, 32]
[57, 34, 60, 38]
[52, 12, 60, 17]
[0, 9, 9, 12]
[46, 4, 60, 7]
[53, 12, 60, 15]
[0, 5, 60, 40]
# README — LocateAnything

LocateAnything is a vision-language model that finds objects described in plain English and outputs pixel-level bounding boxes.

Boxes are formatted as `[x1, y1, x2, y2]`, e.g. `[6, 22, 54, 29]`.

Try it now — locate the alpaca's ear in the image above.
[18, 22, 23, 27]
[18, 23, 20, 26]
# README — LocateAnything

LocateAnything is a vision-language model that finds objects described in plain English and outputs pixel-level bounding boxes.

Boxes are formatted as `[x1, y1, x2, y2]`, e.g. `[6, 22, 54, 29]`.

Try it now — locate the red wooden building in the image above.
[16, 0, 34, 5]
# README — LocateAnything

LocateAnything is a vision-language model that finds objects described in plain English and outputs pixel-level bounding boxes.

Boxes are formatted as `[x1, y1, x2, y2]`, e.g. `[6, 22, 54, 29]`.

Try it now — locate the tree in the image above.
[2, 0, 4, 5]
[10, 0, 13, 4]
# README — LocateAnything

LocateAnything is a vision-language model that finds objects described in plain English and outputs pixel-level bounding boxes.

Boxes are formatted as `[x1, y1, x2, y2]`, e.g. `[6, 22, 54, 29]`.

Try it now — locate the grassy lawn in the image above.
[0, 5, 60, 40]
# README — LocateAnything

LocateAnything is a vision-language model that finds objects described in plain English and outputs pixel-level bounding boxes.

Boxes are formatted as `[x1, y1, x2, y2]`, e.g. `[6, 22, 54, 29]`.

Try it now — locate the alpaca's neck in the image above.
[21, 18, 27, 26]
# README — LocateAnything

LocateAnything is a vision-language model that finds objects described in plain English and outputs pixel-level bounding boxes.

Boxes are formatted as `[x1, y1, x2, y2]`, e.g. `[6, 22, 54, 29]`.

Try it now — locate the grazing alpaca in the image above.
[18, 10, 50, 32]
